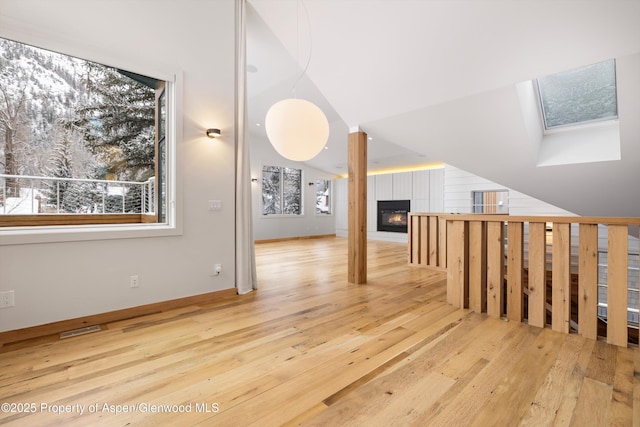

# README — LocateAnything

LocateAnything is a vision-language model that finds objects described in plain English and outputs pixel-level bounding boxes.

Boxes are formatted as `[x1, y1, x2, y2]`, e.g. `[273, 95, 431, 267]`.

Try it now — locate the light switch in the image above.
[208, 200, 222, 211]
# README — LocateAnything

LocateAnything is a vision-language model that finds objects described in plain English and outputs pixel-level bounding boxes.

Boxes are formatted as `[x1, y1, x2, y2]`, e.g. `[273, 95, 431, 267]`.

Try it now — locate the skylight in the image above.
[537, 59, 618, 130]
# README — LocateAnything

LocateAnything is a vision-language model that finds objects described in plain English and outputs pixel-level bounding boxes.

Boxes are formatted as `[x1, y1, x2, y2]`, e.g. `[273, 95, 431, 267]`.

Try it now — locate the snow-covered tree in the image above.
[66, 65, 155, 181]
[0, 71, 29, 197]
[0, 37, 91, 184]
[0, 35, 157, 206]
[43, 131, 74, 210]
[262, 165, 282, 215]
[282, 167, 301, 214]
[261, 166, 302, 215]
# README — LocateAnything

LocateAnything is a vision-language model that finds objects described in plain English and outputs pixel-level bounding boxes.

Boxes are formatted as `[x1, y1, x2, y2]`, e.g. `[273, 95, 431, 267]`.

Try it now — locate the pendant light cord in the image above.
[292, 0, 312, 98]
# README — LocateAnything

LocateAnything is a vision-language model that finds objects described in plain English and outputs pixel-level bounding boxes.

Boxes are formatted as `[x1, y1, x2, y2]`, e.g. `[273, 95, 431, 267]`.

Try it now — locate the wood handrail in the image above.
[409, 213, 639, 347]
[415, 212, 640, 225]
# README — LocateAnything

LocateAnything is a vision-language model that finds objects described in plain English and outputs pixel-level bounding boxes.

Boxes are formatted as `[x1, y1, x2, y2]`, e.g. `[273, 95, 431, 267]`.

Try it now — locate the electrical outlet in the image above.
[130, 275, 139, 288]
[0, 290, 15, 308]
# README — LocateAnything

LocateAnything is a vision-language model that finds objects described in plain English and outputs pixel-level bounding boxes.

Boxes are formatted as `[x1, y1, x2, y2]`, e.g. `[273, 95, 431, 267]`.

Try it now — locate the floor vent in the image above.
[60, 325, 101, 339]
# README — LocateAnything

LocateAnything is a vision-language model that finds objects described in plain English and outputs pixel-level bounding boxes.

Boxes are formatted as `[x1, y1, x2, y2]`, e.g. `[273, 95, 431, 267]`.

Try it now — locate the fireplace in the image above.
[377, 200, 410, 233]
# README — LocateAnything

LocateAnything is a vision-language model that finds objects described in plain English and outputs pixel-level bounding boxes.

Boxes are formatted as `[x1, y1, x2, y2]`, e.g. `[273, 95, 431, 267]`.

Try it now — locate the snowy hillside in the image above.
[0, 36, 155, 188]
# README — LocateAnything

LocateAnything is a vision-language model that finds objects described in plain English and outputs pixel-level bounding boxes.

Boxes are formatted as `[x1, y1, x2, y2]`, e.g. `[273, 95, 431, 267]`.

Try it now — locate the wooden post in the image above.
[419, 216, 429, 266]
[608, 224, 628, 347]
[468, 220, 487, 313]
[348, 130, 367, 284]
[486, 221, 504, 318]
[447, 220, 468, 308]
[578, 223, 598, 340]
[552, 223, 571, 333]
[528, 222, 547, 328]
[507, 222, 524, 322]
[428, 216, 439, 266]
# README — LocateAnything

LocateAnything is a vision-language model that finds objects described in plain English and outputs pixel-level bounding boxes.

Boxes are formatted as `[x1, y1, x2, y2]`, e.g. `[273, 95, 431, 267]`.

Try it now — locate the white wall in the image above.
[249, 134, 337, 241]
[442, 165, 640, 269]
[335, 168, 445, 243]
[361, 52, 640, 218]
[0, 0, 237, 332]
[335, 164, 580, 244]
[444, 165, 575, 216]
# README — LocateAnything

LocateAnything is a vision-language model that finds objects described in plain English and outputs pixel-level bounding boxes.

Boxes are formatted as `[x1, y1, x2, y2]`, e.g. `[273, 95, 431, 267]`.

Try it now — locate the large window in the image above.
[262, 165, 302, 215]
[315, 179, 331, 214]
[0, 37, 168, 225]
[537, 59, 618, 130]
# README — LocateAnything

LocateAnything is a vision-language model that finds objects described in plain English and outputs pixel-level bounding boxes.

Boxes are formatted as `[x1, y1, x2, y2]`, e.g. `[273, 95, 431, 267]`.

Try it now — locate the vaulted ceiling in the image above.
[246, 0, 640, 217]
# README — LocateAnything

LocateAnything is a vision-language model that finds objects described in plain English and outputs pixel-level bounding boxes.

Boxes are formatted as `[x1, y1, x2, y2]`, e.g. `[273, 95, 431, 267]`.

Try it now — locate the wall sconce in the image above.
[206, 128, 221, 138]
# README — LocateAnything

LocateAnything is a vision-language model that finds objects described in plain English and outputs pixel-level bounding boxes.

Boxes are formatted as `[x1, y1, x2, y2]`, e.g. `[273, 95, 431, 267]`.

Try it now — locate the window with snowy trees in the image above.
[536, 59, 618, 130]
[0, 37, 168, 225]
[261, 165, 302, 215]
[315, 179, 331, 214]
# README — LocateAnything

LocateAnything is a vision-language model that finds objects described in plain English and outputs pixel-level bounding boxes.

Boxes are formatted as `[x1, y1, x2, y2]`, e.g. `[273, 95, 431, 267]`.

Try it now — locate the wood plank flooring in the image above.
[0, 237, 638, 426]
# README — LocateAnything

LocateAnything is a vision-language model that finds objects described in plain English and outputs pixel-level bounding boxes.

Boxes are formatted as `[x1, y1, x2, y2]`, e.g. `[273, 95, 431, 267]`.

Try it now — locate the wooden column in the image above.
[348, 130, 367, 284]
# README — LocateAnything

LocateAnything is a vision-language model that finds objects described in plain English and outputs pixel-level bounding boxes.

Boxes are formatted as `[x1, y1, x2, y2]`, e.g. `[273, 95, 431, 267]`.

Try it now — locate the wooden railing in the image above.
[408, 213, 640, 347]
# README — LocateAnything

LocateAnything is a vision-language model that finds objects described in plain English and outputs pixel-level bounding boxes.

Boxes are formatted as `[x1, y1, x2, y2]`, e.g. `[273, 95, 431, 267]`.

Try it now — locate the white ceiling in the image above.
[245, 1, 435, 175]
[246, 0, 640, 216]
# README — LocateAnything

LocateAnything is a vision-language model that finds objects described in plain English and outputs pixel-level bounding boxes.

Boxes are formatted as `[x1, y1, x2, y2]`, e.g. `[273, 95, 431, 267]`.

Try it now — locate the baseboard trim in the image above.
[255, 234, 336, 244]
[0, 288, 238, 347]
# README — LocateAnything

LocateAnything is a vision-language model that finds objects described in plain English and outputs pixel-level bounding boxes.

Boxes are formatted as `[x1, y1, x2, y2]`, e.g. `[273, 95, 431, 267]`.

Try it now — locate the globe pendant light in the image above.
[265, 98, 329, 161]
[265, 0, 329, 161]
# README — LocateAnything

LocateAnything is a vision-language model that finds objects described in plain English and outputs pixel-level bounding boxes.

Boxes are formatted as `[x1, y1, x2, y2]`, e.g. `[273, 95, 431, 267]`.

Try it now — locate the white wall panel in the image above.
[367, 175, 376, 201]
[375, 174, 393, 200]
[412, 199, 430, 213]
[412, 170, 430, 200]
[367, 200, 377, 232]
[392, 171, 413, 200]
[430, 168, 445, 212]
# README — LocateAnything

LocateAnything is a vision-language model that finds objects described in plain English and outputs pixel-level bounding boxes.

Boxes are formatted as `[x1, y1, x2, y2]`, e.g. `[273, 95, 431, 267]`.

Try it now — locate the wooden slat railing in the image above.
[407, 213, 448, 270]
[409, 213, 640, 347]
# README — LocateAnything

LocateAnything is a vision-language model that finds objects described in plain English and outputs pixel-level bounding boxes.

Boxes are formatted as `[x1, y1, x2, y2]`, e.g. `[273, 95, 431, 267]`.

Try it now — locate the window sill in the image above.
[0, 213, 152, 227]
[0, 214, 180, 245]
[260, 214, 305, 219]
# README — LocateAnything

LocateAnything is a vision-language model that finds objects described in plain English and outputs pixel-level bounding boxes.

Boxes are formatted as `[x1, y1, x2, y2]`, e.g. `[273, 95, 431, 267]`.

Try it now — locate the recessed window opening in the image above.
[0, 37, 169, 227]
[261, 165, 302, 215]
[536, 59, 618, 131]
[315, 179, 331, 215]
[471, 190, 509, 214]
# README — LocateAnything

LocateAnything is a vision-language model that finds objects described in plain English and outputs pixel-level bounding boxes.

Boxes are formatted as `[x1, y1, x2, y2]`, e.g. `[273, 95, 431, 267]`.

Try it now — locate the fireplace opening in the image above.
[377, 200, 410, 233]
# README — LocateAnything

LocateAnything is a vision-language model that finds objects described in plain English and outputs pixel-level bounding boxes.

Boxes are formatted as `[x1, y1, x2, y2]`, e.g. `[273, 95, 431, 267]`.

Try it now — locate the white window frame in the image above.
[471, 189, 509, 214]
[260, 165, 304, 217]
[535, 59, 619, 134]
[0, 32, 182, 246]
[315, 178, 333, 216]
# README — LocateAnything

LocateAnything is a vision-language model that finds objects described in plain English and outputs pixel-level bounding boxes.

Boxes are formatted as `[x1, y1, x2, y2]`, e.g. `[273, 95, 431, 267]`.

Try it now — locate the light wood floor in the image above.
[1, 237, 638, 426]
